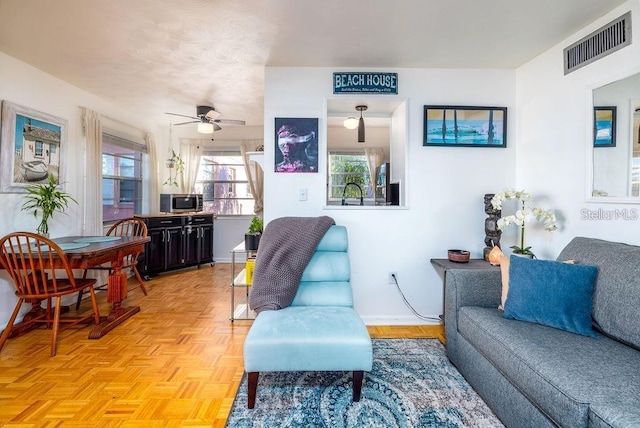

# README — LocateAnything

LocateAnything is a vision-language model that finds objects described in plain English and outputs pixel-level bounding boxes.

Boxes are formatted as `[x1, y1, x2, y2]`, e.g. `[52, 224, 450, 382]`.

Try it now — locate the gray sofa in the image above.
[445, 237, 640, 428]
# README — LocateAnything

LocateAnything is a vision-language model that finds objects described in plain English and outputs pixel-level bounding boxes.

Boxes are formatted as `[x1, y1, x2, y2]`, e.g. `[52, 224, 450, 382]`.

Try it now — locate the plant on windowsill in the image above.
[491, 189, 557, 257]
[245, 215, 264, 251]
[164, 149, 184, 187]
[21, 174, 78, 236]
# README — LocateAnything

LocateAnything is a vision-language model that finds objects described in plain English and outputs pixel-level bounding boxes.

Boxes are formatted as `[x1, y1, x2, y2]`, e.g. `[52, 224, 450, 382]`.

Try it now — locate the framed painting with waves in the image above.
[593, 106, 616, 147]
[424, 105, 507, 148]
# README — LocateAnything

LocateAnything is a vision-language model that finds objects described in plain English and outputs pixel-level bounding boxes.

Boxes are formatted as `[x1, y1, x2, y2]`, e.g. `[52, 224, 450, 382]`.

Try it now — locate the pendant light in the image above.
[356, 105, 367, 143]
[343, 117, 359, 129]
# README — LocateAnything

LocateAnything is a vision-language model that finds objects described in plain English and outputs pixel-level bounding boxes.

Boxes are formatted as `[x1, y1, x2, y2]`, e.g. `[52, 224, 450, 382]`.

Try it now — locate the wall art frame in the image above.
[0, 101, 68, 193]
[423, 105, 507, 148]
[593, 106, 616, 147]
[274, 117, 319, 173]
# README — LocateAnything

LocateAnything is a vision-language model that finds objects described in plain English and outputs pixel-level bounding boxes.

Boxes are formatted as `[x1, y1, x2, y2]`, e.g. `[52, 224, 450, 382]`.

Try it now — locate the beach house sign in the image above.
[333, 72, 398, 94]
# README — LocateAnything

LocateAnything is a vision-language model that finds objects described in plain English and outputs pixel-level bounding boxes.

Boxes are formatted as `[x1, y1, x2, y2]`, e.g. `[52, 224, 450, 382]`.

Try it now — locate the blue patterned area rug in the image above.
[226, 338, 503, 427]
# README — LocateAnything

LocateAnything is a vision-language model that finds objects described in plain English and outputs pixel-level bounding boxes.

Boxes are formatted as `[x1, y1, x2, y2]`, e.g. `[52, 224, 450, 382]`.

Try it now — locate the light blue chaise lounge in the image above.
[243, 225, 373, 409]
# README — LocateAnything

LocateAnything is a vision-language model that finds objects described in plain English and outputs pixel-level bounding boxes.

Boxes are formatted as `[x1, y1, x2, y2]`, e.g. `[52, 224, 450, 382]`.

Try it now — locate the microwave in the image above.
[160, 193, 203, 213]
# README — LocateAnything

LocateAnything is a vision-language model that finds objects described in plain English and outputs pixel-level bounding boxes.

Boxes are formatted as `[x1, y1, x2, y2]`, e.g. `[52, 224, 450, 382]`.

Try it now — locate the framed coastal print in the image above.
[593, 106, 616, 147]
[0, 101, 68, 193]
[274, 117, 318, 173]
[424, 105, 507, 148]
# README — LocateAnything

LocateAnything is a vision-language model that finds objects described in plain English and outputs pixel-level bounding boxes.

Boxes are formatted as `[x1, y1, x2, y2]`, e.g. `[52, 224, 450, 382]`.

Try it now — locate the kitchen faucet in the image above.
[341, 182, 364, 206]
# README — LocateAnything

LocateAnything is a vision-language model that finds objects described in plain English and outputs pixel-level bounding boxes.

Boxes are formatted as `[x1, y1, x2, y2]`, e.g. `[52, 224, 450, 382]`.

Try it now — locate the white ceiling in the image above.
[0, 0, 627, 128]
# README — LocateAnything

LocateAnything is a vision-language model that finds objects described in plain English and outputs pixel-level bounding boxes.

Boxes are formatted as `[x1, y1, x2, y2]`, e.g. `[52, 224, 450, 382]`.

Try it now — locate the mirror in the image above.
[591, 72, 640, 200]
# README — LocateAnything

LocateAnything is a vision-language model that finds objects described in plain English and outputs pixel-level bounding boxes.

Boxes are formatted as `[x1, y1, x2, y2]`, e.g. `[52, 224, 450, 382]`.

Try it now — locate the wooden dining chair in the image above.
[75, 217, 148, 309]
[0, 232, 101, 357]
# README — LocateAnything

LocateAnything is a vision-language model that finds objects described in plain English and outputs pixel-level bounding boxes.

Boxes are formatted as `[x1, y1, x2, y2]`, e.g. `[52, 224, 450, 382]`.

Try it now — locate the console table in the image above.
[430, 258, 499, 322]
[230, 242, 257, 322]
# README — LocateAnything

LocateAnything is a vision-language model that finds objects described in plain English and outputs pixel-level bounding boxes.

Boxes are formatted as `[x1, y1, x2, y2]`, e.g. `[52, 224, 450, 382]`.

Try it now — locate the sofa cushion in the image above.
[589, 397, 640, 428]
[557, 237, 640, 350]
[500, 256, 577, 310]
[457, 306, 640, 428]
[503, 256, 598, 337]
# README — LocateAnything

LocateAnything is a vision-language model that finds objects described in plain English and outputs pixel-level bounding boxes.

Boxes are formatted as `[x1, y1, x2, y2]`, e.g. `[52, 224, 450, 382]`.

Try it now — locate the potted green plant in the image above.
[245, 215, 264, 251]
[21, 174, 78, 236]
[163, 149, 185, 187]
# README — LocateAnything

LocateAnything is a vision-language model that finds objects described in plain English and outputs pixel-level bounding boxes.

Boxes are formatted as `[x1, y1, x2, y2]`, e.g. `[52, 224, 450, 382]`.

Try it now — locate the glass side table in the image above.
[230, 242, 257, 322]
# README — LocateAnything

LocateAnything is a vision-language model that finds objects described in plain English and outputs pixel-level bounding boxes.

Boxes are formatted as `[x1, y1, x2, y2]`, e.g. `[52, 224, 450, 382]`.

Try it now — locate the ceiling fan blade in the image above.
[204, 109, 221, 120]
[214, 123, 222, 132]
[166, 112, 198, 120]
[173, 120, 199, 126]
[215, 119, 246, 126]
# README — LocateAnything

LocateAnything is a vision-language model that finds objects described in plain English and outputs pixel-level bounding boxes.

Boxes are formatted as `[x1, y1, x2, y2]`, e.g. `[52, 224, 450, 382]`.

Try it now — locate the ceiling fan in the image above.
[165, 105, 246, 133]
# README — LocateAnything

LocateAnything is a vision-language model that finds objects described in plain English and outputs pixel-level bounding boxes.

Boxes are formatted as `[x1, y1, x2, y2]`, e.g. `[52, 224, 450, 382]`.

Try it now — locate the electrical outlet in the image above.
[388, 271, 398, 284]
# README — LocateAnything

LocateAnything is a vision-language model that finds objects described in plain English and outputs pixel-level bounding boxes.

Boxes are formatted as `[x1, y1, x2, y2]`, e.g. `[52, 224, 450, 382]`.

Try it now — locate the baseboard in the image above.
[361, 315, 442, 326]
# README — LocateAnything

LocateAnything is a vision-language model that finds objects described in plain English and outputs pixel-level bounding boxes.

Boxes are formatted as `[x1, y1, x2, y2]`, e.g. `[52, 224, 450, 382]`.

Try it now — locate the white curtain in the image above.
[240, 141, 264, 217]
[179, 140, 203, 194]
[81, 107, 103, 235]
[365, 147, 384, 198]
[145, 132, 160, 213]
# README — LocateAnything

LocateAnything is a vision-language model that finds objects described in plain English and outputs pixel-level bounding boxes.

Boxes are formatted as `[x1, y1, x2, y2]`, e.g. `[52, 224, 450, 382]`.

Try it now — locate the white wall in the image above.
[327, 126, 390, 157]
[264, 67, 516, 324]
[515, 1, 640, 260]
[0, 52, 161, 330]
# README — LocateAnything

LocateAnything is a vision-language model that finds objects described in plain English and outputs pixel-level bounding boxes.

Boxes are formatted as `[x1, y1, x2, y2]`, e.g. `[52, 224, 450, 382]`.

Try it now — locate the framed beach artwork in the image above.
[593, 106, 616, 147]
[424, 105, 507, 148]
[274, 117, 318, 173]
[0, 101, 67, 193]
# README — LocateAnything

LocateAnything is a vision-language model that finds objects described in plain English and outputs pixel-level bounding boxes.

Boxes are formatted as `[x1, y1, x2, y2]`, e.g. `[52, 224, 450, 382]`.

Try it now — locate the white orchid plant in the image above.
[491, 189, 557, 256]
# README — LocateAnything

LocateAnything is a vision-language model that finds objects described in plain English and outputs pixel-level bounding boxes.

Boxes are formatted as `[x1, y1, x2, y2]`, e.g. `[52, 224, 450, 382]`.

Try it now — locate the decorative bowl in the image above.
[448, 249, 470, 263]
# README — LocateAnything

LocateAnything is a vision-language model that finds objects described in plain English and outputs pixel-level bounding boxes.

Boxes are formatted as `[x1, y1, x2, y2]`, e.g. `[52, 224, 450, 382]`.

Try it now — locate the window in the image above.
[102, 133, 145, 223]
[328, 150, 372, 203]
[35, 140, 43, 157]
[194, 151, 255, 215]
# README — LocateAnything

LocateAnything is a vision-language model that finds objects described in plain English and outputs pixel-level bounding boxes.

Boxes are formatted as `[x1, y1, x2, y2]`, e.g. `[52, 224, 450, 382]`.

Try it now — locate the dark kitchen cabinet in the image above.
[136, 214, 214, 277]
[184, 218, 214, 266]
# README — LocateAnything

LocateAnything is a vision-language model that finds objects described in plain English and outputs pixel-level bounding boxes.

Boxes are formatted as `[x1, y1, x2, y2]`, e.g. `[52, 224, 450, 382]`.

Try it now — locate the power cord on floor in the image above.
[391, 273, 442, 323]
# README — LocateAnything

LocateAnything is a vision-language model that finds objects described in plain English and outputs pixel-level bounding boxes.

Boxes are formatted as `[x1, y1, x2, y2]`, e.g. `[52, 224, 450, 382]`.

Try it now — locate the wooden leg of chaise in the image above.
[247, 372, 259, 409]
[353, 370, 364, 402]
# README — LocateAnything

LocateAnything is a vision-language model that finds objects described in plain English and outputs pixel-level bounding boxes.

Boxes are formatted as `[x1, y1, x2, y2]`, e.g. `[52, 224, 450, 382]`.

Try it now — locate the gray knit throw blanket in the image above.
[249, 216, 335, 313]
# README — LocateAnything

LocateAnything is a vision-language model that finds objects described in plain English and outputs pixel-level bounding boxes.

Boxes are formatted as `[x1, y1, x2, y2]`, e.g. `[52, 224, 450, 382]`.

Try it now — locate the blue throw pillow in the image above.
[503, 256, 598, 337]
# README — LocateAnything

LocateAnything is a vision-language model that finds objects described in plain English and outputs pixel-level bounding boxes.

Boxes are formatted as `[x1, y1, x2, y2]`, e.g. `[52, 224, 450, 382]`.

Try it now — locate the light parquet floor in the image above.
[0, 263, 444, 427]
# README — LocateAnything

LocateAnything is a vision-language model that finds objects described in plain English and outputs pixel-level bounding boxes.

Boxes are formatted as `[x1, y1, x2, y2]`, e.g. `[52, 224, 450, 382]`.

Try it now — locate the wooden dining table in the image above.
[9, 235, 150, 339]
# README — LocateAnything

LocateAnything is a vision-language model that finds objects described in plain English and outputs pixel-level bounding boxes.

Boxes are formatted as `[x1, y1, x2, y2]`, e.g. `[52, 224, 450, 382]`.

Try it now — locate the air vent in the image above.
[564, 11, 632, 75]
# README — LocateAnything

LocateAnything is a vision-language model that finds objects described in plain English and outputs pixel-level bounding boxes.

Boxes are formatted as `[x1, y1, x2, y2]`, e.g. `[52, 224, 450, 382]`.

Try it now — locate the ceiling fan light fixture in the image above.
[343, 117, 359, 129]
[197, 122, 214, 134]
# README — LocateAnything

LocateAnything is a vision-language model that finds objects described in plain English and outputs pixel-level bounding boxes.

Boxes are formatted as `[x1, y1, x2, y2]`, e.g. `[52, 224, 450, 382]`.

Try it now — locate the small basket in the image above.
[448, 249, 470, 263]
